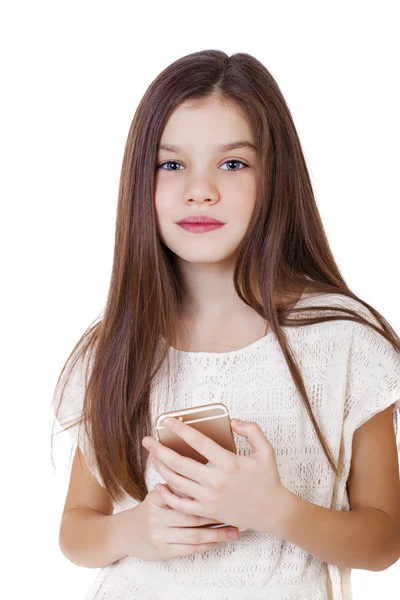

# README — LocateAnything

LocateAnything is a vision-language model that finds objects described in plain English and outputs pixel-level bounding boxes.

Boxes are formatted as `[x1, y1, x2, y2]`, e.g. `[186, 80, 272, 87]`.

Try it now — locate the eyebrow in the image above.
[157, 140, 257, 153]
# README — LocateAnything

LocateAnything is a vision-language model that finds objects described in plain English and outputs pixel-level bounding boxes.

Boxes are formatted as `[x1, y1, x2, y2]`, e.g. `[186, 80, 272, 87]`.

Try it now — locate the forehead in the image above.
[158, 98, 255, 151]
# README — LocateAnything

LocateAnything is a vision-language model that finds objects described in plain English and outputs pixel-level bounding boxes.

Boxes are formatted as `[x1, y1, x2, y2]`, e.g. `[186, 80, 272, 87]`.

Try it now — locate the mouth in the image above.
[177, 222, 226, 233]
[176, 216, 225, 225]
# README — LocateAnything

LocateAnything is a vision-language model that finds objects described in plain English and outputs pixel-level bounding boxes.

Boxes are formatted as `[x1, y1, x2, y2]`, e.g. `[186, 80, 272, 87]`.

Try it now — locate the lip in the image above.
[177, 222, 225, 233]
[176, 216, 225, 225]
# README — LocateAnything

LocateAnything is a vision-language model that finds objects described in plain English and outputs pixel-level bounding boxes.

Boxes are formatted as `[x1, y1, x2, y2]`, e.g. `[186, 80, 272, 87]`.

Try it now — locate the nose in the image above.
[184, 175, 220, 205]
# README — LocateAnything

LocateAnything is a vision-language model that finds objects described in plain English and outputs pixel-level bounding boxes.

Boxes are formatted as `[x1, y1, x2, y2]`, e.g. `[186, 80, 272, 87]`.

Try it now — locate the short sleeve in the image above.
[51, 349, 104, 486]
[344, 320, 400, 454]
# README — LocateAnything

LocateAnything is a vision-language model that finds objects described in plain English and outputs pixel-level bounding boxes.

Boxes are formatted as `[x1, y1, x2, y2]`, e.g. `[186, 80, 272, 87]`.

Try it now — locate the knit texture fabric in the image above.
[52, 292, 400, 599]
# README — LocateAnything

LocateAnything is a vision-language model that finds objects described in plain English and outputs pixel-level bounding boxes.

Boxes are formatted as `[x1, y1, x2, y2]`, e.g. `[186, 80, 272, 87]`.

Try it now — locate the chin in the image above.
[178, 254, 239, 267]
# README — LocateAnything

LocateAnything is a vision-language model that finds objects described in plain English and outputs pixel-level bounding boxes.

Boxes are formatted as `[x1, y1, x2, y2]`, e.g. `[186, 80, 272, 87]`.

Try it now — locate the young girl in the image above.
[51, 49, 400, 600]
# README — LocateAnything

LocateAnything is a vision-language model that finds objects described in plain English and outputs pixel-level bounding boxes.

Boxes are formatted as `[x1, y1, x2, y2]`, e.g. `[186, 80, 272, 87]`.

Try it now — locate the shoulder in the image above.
[299, 292, 391, 332]
[291, 293, 398, 371]
[338, 295, 400, 410]
[298, 291, 375, 316]
[290, 292, 380, 339]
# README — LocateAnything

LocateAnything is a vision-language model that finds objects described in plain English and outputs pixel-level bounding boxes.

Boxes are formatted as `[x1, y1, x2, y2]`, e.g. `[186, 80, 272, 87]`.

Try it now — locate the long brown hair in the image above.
[50, 49, 400, 505]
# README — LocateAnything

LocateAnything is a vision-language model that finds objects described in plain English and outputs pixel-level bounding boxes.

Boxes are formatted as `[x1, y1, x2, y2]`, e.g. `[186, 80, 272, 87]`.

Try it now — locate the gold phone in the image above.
[155, 402, 247, 532]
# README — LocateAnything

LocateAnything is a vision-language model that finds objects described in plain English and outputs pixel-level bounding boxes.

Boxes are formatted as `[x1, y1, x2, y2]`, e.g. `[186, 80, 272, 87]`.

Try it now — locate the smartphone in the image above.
[155, 402, 247, 532]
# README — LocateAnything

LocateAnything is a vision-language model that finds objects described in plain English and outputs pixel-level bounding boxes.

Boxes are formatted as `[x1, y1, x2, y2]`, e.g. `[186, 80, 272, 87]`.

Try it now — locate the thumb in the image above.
[231, 419, 272, 455]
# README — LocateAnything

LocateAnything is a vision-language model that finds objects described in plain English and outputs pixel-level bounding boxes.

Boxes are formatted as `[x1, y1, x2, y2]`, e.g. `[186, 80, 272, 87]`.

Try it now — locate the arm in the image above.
[59, 507, 132, 569]
[268, 491, 399, 571]
[58, 446, 137, 569]
[266, 406, 400, 572]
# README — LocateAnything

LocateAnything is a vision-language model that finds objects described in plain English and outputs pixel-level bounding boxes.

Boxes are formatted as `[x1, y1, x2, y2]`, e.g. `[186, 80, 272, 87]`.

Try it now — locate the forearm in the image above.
[265, 490, 399, 571]
[59, 507, 129, 568]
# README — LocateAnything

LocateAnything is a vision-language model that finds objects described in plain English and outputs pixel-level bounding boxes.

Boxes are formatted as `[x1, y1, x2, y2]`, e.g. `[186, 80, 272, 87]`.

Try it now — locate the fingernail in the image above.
[228, 529, 238, 538]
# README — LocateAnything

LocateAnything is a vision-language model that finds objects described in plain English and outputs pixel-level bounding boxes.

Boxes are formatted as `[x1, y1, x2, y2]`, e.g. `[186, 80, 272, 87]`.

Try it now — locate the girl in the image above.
[51, 49, 400, 600]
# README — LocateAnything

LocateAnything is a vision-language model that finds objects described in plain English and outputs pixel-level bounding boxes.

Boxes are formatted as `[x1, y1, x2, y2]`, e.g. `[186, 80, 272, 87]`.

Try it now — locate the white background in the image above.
[1, 1, 399, 598]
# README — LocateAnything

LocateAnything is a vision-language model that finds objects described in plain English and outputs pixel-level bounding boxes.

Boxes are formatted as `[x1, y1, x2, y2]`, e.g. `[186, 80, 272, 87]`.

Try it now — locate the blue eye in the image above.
[220, 160, 248, 172]
[156, 161, 184, 171]
[155, 159, 248, 172]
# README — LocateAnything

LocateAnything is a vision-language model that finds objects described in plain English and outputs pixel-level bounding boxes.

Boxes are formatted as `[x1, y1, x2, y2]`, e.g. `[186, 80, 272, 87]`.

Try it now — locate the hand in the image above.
[142, 417, 292, 534]
[118, 487, 240, 561]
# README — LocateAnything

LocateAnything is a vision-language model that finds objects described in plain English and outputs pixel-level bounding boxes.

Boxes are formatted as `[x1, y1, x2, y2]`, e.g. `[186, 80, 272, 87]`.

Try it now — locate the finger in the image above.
[160, 504, 226, 528]
[151, 486, 175, 509]
[150, 454, 203, 500]
[165, 524, 238, 545]
[144, 436, 211, 486]
[155, 482, 207, 518]
[230, 419, 272, 455]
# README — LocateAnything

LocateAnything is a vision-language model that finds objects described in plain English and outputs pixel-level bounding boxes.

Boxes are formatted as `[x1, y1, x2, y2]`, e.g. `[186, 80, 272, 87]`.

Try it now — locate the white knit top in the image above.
[52, 292, 400, 600]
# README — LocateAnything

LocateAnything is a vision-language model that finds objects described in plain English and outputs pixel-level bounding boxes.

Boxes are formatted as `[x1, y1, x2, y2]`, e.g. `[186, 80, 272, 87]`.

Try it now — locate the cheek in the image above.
[232, 191, 257, 223]
[154, 192, 175, 224]
[154, 176, 177, 208]
[153, 196, 180, 248]
[226, 173, 257, 204]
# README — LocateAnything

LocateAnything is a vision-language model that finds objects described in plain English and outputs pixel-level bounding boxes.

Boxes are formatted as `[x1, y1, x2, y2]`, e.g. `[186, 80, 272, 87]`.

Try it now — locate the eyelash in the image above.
[155, 159, 249, 173]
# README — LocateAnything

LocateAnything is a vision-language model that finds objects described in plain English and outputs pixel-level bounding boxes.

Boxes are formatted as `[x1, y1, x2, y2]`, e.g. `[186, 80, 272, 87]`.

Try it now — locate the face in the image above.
[153, 96, 258, 266]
